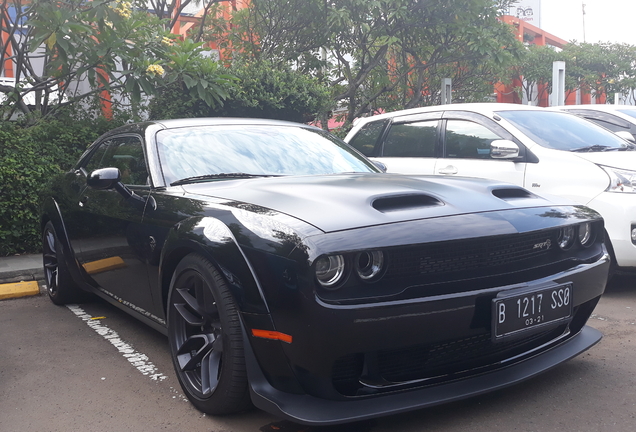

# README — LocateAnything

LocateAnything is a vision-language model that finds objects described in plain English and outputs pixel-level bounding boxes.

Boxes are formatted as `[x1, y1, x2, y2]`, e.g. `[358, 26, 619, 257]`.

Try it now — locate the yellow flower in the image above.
[146, 64, 165, 76]
[161, 36, 173, 46]
[112, 0, 132, 18]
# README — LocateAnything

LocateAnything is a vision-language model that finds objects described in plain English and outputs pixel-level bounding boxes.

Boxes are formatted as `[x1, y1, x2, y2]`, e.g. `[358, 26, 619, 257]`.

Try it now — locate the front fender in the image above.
[159, 216, 270, 315]
[160, 216, 305, 395]
[40, 196, 86, 286]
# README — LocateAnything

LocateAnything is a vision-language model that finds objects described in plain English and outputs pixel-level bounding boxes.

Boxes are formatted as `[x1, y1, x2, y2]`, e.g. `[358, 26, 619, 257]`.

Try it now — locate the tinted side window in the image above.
[84, 140, 113, 174]
[566, 110, 632, 131]
[83, 136, 148, 185]
[383, 121, 437, 157]
[445, 120, 502, 159]
[348, 120, 387, 156]
[586, 117, 630, 133]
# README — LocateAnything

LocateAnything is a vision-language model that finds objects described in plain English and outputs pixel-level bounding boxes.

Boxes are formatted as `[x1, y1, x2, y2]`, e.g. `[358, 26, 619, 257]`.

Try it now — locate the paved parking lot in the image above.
[1, 276, 635, 432]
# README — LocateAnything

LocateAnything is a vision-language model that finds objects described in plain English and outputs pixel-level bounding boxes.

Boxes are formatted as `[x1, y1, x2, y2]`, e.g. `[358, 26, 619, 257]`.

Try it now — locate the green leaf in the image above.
[182, 75, 196, 89]
[131, 81, 141, 104]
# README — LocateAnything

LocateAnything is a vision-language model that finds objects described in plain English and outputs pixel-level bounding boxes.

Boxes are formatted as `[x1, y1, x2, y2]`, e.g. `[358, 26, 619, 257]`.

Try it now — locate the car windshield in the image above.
[618, 108, 636, 120]
[156, 125, 378, 185]
[497, 110, 632, 151]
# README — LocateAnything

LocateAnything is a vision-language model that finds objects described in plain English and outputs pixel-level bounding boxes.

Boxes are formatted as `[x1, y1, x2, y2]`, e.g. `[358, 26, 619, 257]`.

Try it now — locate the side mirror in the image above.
[372, 159, 388, 172]
[86, 167, 154, 210]
[490, 139, 520, 159]
[614, 130, 636, 143]
[87, 167, 121, 190]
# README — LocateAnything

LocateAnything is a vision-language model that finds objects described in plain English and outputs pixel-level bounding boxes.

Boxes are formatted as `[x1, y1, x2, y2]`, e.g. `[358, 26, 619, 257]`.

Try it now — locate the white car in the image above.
[344, 103, 636, 270]
[558, 104, 636, 143]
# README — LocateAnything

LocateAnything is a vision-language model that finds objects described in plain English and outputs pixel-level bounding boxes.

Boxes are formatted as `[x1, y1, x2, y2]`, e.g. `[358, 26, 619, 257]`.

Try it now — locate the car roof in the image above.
[352, 103, 546, 126]
[99, 117, 321, 139]
[557, 104, 636, 113]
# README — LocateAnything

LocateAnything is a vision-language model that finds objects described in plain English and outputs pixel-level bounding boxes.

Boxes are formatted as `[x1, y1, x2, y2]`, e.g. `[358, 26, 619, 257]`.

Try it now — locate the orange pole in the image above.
[172, 0, 181, 35]
[1, 27, 14, 78]
[96, 67, 113, 119]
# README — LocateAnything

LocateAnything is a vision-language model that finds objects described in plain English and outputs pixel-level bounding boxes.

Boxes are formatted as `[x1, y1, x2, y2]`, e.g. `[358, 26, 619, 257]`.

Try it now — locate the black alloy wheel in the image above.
[167, 253, 251, 415]
[42, 221, 85, 305]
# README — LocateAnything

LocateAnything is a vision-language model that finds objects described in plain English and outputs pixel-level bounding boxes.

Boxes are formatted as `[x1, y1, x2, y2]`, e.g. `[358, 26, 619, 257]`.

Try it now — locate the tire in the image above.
[167, 253, 251, 415]
[42, 221, 88, 305]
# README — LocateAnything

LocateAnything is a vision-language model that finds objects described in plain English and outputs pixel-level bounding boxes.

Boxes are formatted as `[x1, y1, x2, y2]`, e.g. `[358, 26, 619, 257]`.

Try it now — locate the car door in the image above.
[65, 134, 160, 318]
[435, 112, 527, 186]
[362, 112, 442, 174]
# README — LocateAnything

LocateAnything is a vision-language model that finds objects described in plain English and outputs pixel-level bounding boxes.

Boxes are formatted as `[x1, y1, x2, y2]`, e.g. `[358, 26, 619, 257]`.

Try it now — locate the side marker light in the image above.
[251, 329, 293, 344]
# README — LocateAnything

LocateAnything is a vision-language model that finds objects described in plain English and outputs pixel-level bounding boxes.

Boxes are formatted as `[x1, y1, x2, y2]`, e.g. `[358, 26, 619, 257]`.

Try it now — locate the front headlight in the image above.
[578, 222, 594, 247]
[355, 251, 385, 281]
[558, 226, 575, 250]
[600, 165, 636, 193]
[315, 255, 346, 289]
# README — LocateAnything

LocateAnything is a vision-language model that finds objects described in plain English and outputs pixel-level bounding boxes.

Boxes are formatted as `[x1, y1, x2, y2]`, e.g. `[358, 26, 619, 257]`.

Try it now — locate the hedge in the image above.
[0, 114, 123, 256]
[148, 60, 333, 123]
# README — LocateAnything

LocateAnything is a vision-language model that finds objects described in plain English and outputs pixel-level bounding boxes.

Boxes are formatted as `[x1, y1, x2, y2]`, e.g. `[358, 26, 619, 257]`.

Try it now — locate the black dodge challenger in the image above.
[40, 118, 609, 425]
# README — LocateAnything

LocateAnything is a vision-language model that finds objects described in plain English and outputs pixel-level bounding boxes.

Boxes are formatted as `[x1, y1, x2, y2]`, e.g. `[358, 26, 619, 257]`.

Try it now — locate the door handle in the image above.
[438, 165, 458, 175]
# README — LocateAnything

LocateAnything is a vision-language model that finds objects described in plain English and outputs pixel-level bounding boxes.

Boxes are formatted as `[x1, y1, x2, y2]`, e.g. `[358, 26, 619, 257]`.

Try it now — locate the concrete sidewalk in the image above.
[0, 253, 45, 300]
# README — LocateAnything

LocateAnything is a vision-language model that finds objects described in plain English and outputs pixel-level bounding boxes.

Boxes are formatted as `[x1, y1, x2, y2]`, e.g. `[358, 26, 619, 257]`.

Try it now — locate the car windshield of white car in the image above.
[156, 125, 379, 185]
[497, 110, 634, 152]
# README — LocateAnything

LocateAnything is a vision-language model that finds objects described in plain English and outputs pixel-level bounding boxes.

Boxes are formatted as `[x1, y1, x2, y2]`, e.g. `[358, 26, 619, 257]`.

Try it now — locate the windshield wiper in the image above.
[171, 173, 276, 186]
[570, 145, 618, 153]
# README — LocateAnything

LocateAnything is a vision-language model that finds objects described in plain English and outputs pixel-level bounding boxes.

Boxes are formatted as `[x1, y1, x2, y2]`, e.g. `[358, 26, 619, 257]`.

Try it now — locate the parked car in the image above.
[41, 118, 609, 425]
[558, 104, 636, 142]
[345, 103, 636, 272]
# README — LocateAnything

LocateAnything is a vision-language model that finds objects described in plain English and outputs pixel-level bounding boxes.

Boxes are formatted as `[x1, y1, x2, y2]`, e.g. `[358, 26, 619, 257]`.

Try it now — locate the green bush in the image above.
[148, 60, 333, 123]
[0, 124, 52, 255]
[0, 111, 125, 256]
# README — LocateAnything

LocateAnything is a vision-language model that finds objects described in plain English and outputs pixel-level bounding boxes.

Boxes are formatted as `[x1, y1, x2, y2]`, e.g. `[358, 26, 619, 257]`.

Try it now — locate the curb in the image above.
[0, 264, 45, 300]
[0, 281, 42, 300]
[0, 268, 44, 285]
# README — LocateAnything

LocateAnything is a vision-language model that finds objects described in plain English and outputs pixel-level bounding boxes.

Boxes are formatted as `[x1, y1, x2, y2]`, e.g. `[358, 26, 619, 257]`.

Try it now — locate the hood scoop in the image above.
[491, 187, 536, 201]
[372, 194, 443, 213]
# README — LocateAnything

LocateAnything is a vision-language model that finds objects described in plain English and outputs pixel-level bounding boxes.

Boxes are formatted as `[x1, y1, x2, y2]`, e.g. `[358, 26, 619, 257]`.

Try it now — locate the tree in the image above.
[508, 44, 561, 104]
[0, 0, 234, 121]
[561, 42, 636, 103]
[508, 42, 636, 105]
[208, 0, 523, 126]
[373, 0, 521, 110]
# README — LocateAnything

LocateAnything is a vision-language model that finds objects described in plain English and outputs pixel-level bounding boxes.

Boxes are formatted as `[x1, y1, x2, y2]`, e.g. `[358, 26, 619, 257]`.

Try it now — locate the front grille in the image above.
[386, 230, 557, 279]
[378, 326, 563, 382]
[332, 324, 568, 396]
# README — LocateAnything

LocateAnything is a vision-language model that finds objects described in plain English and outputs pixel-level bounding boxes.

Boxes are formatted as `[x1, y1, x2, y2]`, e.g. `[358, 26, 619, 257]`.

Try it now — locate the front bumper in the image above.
[247, 326, 602, 426]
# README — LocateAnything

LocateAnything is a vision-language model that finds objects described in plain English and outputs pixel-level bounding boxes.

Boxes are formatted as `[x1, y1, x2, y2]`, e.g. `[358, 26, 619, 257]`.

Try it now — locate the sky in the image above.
[538, 0, 636, 46]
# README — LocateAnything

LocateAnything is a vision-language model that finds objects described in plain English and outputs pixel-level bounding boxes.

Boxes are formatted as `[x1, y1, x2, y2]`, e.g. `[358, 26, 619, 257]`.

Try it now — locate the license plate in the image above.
[492, 283, 573, 340]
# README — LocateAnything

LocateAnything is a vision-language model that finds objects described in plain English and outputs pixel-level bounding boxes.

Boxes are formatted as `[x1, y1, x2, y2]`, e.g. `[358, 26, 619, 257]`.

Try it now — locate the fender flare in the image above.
[158, 216, 270, 315]
[40, 196, 87, 286]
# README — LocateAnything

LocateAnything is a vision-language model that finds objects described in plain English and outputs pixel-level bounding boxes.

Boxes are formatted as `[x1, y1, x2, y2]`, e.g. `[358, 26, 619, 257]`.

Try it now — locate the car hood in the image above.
[573, 150, 636, 169]
[181, 173, 562, 233]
